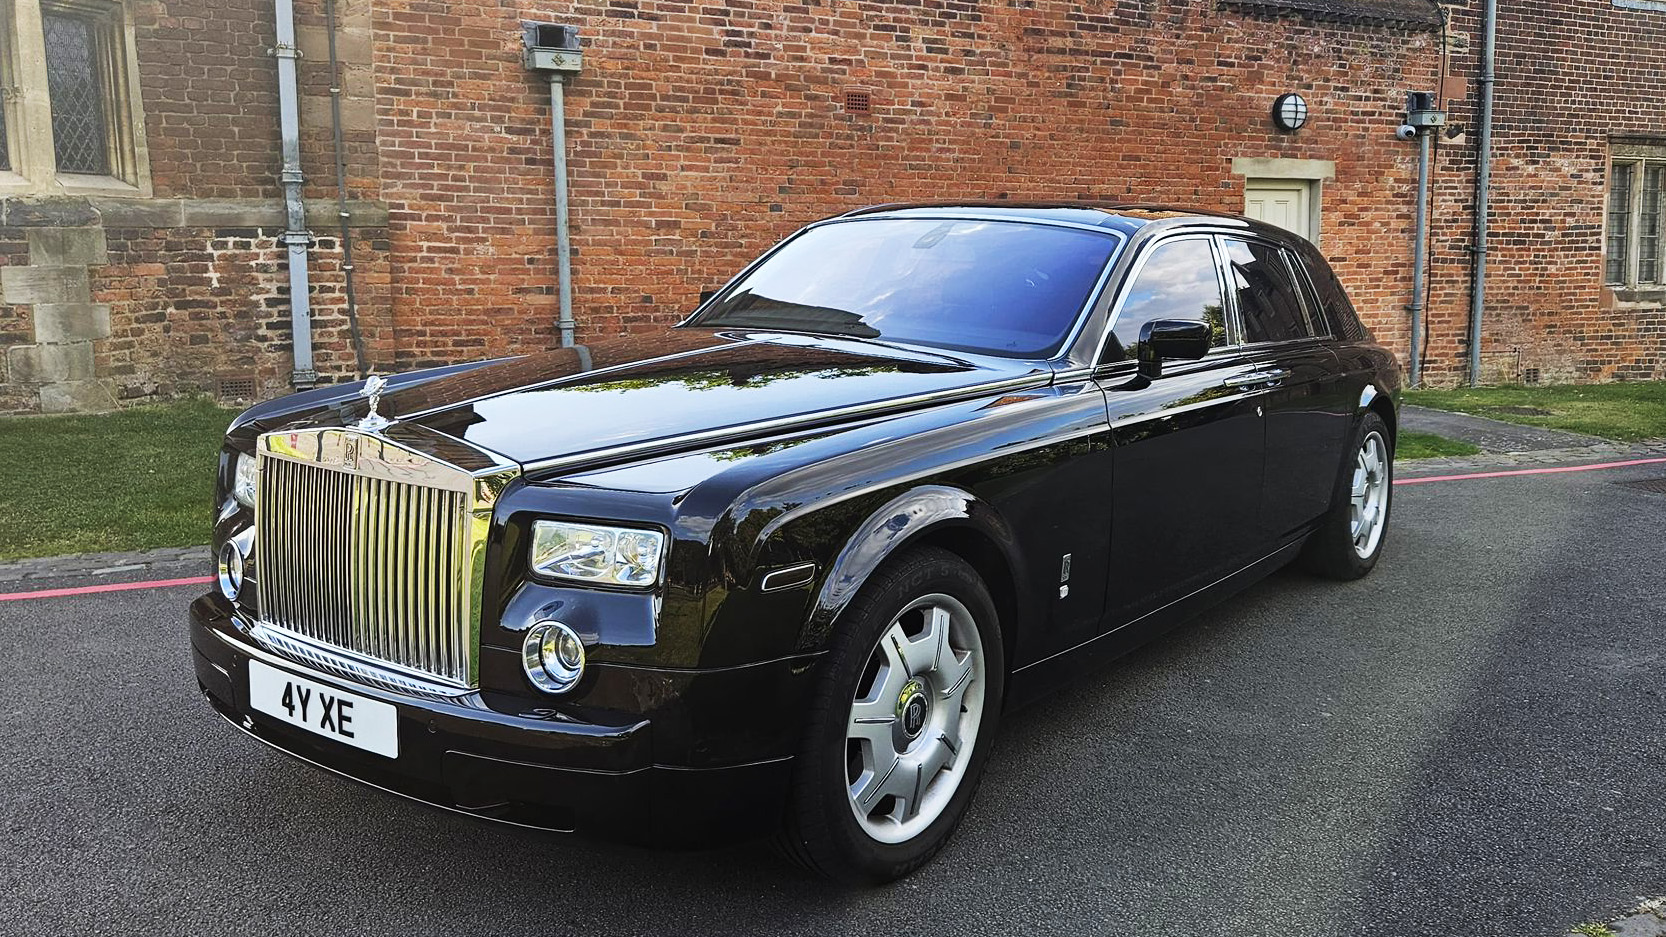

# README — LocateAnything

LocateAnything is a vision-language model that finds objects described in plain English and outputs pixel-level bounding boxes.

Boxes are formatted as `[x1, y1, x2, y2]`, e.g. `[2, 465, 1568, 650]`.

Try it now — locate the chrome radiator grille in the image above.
[251, 427, 511, 691]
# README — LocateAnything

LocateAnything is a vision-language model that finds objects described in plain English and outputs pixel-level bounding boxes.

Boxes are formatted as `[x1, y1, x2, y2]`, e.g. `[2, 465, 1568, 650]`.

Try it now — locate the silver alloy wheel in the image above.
[845, 593, 986, 845]
[1350, 430, 1390, 559]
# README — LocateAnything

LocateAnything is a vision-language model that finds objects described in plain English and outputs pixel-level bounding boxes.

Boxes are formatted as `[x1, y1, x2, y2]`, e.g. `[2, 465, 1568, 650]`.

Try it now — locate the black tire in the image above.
[1300, 410, 1393, 580]
[776, 546, 1004, 884]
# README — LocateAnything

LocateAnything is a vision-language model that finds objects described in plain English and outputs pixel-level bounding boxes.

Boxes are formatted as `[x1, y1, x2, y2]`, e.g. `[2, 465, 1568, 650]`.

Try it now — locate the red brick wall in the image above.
[371, 1, 1442, 369]
[127, 0, 280, 199]
[1423, 0, 1666, 383]
[95, 226, 392, 403]
[2, 1, 1455, 414]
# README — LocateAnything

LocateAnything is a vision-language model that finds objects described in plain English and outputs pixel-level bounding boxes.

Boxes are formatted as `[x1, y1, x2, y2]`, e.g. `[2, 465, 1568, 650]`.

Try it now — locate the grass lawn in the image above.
[0, 398, 238, 561]
[1396, 430, 1481, 461]
[1403, 380, 1666, 442]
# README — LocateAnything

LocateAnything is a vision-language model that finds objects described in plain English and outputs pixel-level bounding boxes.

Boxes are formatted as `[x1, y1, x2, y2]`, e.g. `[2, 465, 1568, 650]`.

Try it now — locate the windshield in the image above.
[689, 218, 1122, 358]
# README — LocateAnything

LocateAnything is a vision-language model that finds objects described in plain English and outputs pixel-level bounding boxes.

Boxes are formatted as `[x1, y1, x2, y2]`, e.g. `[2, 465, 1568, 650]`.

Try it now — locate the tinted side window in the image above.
[1108, 239, 1227, 361]
[1224, 238, 1315, 343]
[1283, 248, 1329, 336]
[1291, 240, 1367, 341]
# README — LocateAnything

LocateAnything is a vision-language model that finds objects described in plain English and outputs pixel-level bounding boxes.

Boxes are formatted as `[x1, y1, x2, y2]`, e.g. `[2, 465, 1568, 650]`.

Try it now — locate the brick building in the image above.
[0, 0, 1656, 415]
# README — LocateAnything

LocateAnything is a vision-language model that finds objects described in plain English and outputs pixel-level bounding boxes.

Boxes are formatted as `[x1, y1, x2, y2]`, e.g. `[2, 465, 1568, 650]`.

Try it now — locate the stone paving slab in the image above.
[1568, 896, 1666, 937]
[0, 544, 207, 584]
[1402, 404, 1611, 453]
[1397, 442, 1666, 478]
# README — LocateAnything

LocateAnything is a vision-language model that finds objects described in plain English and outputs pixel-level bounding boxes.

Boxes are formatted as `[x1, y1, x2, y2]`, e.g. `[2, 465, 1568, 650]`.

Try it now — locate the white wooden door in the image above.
[1244, 179, 1314, 242]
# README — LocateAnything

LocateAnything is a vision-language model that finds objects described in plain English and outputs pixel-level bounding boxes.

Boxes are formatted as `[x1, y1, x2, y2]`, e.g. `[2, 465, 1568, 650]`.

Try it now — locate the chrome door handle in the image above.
[1222, 369, 1290, 388]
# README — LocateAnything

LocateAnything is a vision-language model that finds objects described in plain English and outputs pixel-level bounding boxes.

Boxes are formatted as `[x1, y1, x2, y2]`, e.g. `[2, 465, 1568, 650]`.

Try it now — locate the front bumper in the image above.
[190, 595, 813, 845]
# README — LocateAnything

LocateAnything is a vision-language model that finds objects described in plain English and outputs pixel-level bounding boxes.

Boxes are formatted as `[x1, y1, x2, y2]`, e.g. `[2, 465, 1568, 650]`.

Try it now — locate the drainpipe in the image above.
[522, 23, 583, 348]
[1405, 92, 1446, 387]
[325, 0, 367, 376]
[273, 0, 315, 387]
[1467, 0, 1499, 386]
[548, 74, 575, 348]
[1409, 127, 1432, 386]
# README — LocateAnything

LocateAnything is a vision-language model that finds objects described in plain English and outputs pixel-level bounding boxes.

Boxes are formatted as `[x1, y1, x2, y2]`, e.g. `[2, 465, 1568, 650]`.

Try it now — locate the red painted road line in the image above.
[1396, 456, 1666, 486]
[0, 574, 212, 603]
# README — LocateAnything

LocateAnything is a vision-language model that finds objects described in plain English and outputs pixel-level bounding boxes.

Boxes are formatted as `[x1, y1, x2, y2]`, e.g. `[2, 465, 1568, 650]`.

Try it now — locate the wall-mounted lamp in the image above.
[1272, 93, 1310, 132]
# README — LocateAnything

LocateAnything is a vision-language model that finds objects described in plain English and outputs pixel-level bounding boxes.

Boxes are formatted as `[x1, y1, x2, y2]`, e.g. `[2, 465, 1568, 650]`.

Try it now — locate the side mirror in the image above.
[1137, 319, 1212, 378]
[699, 289, 719, 304]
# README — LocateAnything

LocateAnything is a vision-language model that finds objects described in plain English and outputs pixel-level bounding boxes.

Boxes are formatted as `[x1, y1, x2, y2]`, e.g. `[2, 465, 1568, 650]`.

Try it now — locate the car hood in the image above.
[343, 330, 1052, 473]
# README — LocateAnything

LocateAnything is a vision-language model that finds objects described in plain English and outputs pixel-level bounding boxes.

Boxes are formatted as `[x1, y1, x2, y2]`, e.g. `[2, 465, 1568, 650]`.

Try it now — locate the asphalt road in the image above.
[3, 460, 1665, 937]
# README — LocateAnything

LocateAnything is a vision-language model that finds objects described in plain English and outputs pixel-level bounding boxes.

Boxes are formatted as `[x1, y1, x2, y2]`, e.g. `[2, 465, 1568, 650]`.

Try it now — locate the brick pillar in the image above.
[0, 227, 118, 412]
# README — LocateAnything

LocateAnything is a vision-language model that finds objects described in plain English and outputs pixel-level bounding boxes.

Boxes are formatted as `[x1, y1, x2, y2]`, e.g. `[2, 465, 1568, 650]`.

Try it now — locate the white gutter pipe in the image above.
[548, 74, 575, 348]
[1467, 0, 1498, 386]
[274, 0, 315, 386]
[1409, 126, 1432, 386]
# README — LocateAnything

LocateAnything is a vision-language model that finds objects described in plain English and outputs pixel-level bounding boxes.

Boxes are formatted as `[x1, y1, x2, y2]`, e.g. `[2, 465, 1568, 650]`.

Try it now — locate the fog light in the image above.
[522, 621, 585, 694]
[217, 540, 245, 600]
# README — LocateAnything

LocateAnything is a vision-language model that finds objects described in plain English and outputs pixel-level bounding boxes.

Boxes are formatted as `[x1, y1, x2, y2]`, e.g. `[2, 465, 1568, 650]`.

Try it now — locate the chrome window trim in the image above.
[1226, 335, 1336, 352]
[1216, 234, 1336, 346]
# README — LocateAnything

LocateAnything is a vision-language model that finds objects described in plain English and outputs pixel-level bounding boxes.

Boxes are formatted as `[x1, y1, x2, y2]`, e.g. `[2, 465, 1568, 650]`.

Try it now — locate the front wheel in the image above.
[1301, 411, 1393, 580]
[778, 546, 1004, 883]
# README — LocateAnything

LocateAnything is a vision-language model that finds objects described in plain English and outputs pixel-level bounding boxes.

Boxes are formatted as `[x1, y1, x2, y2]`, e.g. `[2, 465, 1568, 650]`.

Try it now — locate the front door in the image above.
[1098, 236, 1267, 628]
[1244, 179, 1315, 243]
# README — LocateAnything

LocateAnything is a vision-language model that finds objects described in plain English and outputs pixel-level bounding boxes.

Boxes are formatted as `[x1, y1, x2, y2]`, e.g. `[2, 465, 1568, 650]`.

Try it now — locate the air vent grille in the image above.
[216, 373, 258, 403]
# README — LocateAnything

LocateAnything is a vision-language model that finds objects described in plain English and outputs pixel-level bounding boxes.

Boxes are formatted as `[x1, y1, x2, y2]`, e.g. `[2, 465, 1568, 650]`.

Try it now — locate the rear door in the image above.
[1218, 236, 1352, 541]
[1099, 235, 1268, 628]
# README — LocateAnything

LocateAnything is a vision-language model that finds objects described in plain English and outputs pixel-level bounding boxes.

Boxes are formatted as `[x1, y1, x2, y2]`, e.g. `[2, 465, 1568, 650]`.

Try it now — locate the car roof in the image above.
[839, 201, 1293, 244]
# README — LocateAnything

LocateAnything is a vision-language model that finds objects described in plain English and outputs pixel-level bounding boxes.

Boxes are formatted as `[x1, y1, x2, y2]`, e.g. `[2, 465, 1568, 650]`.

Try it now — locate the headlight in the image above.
[529, 520, 666, 588]
[232, 453, 258, 510]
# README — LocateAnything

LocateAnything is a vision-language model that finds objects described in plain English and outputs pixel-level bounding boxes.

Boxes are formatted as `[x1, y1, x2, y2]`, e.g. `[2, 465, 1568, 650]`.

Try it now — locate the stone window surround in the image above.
[1605, 141, 1666, 292]
[0, 0, 152, 199]
[1230, 157, 1336, 248]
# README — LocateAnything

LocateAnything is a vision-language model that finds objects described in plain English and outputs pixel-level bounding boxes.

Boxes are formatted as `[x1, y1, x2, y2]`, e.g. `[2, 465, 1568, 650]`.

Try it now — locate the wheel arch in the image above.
[803, 485, 1028, 674]
[1358, 382, 1398, 447]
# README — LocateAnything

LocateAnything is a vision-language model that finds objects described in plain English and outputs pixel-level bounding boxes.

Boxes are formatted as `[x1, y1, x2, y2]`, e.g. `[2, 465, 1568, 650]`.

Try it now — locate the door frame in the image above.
[1231, 156, 1335, 248]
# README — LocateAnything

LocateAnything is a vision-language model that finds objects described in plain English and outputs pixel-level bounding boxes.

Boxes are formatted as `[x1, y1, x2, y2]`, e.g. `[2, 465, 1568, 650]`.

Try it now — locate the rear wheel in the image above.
[1301, 411, 1393, 580]
[778, 546, 1003, 883]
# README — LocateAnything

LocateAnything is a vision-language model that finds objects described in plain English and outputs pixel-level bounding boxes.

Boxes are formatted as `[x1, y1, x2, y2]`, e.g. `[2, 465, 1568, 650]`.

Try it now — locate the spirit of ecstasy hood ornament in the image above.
[355, 373, 392, 432]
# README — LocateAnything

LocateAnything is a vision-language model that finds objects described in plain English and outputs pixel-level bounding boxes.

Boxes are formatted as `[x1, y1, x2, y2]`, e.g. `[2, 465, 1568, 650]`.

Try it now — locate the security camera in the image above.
[1395, 124, 1419, 142]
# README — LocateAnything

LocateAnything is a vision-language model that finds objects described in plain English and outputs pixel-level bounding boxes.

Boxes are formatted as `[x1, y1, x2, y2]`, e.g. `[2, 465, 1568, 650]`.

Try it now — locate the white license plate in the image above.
[248, 660, 399, 759]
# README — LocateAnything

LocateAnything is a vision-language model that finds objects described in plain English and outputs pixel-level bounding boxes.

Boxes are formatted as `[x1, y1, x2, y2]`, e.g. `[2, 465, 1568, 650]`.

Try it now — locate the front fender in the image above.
[802, 485, 1026, 651]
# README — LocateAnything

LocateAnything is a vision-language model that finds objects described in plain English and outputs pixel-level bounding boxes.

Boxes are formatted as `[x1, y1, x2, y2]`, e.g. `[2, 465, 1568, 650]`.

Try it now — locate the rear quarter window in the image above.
[1290, 242, 1370, 342]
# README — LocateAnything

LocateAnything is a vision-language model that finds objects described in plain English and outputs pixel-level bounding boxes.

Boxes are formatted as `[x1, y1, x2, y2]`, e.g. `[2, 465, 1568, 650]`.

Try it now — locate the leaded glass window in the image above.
[1606, 162, 1633, 285]
[1608, 156, 1666, 288]
[0, 93, 11, 173]
[43, 10, 111, 175]
[1640, 165, 1664, 284]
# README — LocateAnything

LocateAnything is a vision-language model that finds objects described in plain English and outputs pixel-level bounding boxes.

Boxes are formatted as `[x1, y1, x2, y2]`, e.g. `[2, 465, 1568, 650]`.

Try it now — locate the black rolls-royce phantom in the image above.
[192, 203, 1400, 883]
